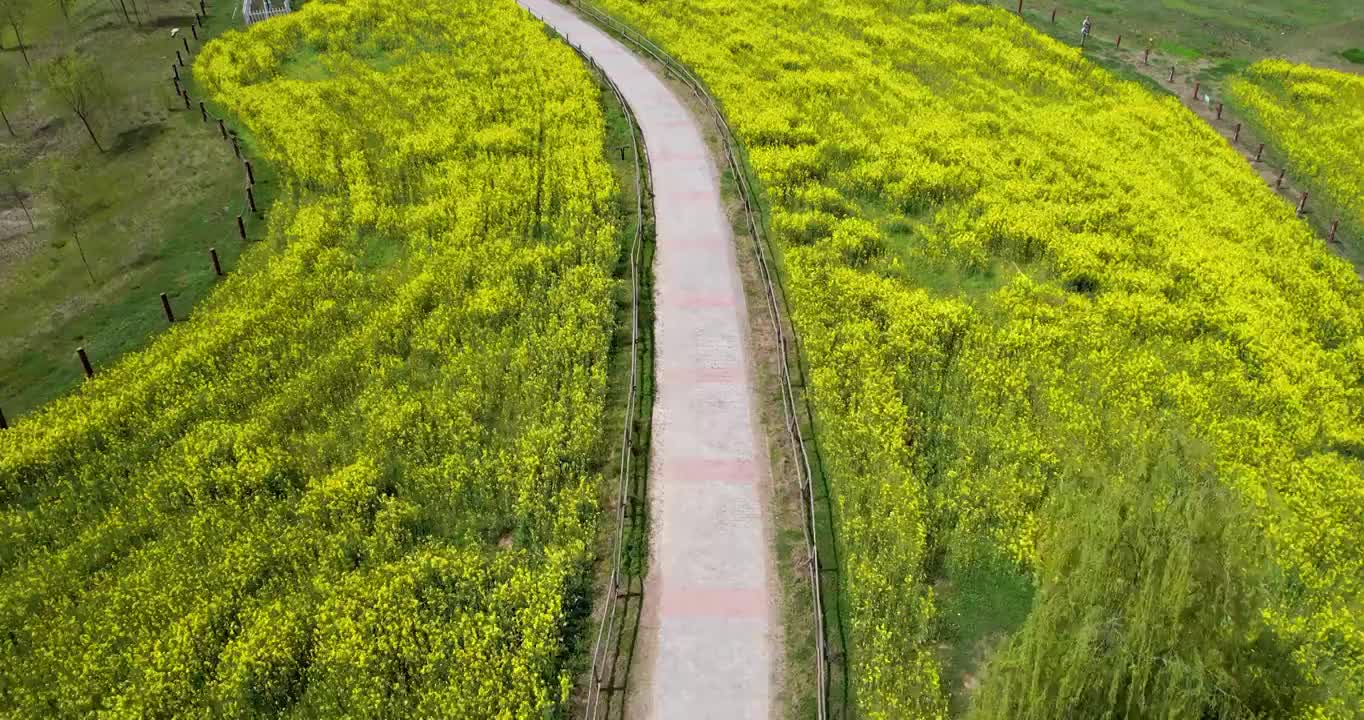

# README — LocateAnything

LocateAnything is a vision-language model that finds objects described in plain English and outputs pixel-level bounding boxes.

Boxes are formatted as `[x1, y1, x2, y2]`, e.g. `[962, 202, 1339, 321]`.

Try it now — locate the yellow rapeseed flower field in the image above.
[0, 0, 619, 715]
[1228, 60, 1364, 255]
[589, 0, 1363, 716]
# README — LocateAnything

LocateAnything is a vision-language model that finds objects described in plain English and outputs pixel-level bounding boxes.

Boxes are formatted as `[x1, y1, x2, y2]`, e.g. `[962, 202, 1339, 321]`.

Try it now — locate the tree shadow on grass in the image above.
[112, 123, 166, 155]
[149, 15, 198, 29]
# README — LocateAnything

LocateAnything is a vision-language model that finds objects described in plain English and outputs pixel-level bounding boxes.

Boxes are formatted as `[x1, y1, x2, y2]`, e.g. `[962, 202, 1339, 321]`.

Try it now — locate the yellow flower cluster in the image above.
[590, 0, 1363, 716]
[0, 0, 618, 715]
[1228, 60, 1364, 251]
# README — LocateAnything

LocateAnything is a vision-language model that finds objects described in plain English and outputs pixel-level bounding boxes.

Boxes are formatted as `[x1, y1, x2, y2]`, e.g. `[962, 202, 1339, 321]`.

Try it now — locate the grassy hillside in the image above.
[979, 0, 1364, 75]
[0, 0, 272, 419]
[586, 0, 1364, 716]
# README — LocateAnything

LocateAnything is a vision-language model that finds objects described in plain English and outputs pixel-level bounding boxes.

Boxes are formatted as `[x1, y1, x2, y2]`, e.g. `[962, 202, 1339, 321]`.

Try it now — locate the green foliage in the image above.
[0, 0, 34, 66]
[38, 50, 113, 150]
[970, 430, 1305, 719]
[1344, 48, 1364, 64]
[41, 156, 94, 231]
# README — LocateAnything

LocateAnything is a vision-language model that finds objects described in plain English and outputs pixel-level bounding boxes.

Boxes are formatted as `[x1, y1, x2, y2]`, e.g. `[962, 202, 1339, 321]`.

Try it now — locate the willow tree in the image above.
[969, 431, 1307, 719]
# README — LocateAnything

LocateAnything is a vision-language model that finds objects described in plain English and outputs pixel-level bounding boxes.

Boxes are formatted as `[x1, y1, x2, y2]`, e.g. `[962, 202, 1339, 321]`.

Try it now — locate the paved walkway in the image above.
[516, 2, 777, 718]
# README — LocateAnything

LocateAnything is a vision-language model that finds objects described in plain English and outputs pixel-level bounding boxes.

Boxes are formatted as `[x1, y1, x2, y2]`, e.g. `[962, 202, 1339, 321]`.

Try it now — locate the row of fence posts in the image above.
[1177, 59, 1339, 233]
[2, 0, 263, 429]
[1014, 1, 1346, 247]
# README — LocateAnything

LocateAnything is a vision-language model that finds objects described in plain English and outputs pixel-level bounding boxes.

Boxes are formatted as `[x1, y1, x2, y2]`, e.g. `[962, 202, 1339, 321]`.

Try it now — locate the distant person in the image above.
[1081, 15, 1092, 46]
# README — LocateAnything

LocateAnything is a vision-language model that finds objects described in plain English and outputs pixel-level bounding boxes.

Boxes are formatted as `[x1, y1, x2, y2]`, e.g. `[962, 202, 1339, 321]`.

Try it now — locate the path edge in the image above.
[557, 2, 852, 717]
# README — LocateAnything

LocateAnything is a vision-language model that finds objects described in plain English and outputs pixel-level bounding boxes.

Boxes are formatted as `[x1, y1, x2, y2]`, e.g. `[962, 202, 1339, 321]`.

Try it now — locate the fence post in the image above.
[183, 36, 191, 55]
[191, 23, 198, 41]
[1255, 143, 1264, 162]
[1192, 81, 1199, 99]
[1276, 168, 1285, 189]
[182, 90, 191, 110]
[200, 101, 208, 122]
[218, 118, 227, 139]
[200, 0, 205, 15]
[1017, 0, 1022, 15]
[1050, 7, 1056, 23]
[1169, 66, 1175, 82]
[210, 247, 223, 275]
[247, 186, 258, 214]
[1143, 47, 1150, 65]
[77, 347, 94, 378]
[176, 50, 184, 68]
[232, 136, 241, 159]
[160, 292, 175, 323]
[1233, 122, 1241, 144]
[0, 407, 6, 430]
[1329, 219, 1340, 243]
[237, 215, 247, 241]
[1216, 102, 1223, 120]
[1298, 192, 1309, 215]
[1116, 35, 1121, 49]
[172, 63, 180, 82]
[245, 160, 256, 186]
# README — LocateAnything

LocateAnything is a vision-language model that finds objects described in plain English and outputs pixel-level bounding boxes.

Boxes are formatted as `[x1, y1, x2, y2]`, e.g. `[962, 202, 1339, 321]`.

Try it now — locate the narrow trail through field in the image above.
[517, 1, 779, 718]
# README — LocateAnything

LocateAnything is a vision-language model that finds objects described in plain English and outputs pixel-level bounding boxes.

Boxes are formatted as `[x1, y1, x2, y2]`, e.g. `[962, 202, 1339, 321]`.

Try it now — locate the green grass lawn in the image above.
[979, 0, 1364, 73]
[933, 551, 1034, 715]
[0, 0, 276, 420]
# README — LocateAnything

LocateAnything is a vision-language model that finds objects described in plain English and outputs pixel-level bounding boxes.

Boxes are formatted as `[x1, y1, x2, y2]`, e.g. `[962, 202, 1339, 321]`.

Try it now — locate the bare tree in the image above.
[40, 52, 114, 152]
[0, 60, 20, 135]
[45, 160, 97, 284]
[0, 147, 33, 230]
[0, 0, 33, 67]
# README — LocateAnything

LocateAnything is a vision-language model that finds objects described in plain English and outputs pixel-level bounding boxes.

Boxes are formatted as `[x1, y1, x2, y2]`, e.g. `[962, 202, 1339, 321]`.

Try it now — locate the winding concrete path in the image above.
[516, 1, 777, 717]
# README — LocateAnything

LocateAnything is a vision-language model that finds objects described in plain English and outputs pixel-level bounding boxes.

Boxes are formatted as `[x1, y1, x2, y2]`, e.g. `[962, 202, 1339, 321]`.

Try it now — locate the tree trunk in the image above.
[76, 112, 105, 152]
[12, 186, 34, 229]
[0, 103, 13, 136]
[9, 20, 28, 67]
[72, 228, 95, 285]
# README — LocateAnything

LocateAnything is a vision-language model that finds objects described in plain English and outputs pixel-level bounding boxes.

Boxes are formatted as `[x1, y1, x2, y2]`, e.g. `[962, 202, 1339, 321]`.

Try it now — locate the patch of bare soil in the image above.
[0, 197, 41, 270]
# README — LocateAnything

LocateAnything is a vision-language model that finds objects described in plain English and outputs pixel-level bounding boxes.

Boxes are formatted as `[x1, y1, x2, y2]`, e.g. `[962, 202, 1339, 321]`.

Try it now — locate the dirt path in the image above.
[516, 1, 779, 718]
